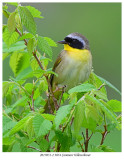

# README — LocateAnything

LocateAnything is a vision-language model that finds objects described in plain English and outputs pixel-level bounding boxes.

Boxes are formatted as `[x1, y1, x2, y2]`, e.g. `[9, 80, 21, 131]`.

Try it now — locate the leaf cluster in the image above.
[2, 3, 121, 152]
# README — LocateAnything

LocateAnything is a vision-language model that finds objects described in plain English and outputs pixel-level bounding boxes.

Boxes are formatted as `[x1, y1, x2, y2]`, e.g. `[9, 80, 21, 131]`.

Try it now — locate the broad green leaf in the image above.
[41, 114, 55, 122]
[24, 83, 33, 94]
[18, 33, 34, 41]
[27, 38, 36, 54]
[99, 145, 115, 152]
[68, 83, 96, 94]
[24, 116, 35, 139]
[3, 41, 26, 53]
[89, 72, 107, 95]
[9, 52, 23, 76]
[85, 95, 119, 127]
[26, 6, 43, 18]
[96, 74, 121, 95]
[33, 114, 52, 137]
[3, 8, 10, 18]
[12, 143, 21, 152]
[3, 28, 19, 47]
[39, 138, 49, 152]
[10, 114, 33, 135]
[92, 89, 108, 101]
[34, 97, 46, 107]
[33, 69, 44, 78]
[44, 37, 57, 47]
[18, 6, 36, 35]
[107, 100, 121, 112]
[30, 57, 39, 71]
[55, 130, 73, 152]
[38, 36, 52, 58]
[15, 67, 33, 80]
[3, 137, 15, 145]
[7, 2, 18, 7]
[9, 52, 30, 76]
[3, 52, 11, 60]
[3, 116, 17, 133]
[54, 104, 73, 129]
[74, 100, 85, 134]
[3, 81, 14, 98]
[7, 12, 16, 33]
[11, 96, 27, 109]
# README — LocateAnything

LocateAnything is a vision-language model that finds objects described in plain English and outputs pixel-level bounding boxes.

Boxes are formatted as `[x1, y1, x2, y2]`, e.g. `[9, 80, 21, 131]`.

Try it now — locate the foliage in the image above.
[2, 3, 121, 152]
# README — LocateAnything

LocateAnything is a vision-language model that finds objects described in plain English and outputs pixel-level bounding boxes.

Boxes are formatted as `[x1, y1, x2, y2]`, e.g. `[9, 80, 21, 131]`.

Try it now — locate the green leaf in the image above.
[12, 143, 21, 152]
[55, 130, 73, 152]
[38, 36, 52, 57]
[3, 28, 19, 47]
[68, 83, 96, 94]
[26, 6, 43, 18]
[92, 90, 108, 101]
[44, 37, 57, 47]
[7, 12, 16, 33]
[74, 100, 85, 134]
[85, 95, 119, 127]
[24, 116, 35, 139]
[9, 52, 23, 76]
[11, 96, 27, 109]
[7, 2, 18, 7]
[89, 72, 107, 95]
[39, 138, 49, 152]
[15, 67, 33, 80]
[99, 145, 115, 152]
[27, 38, 36, 54]
[96, 74, 121, 95]
[3, 116, 17, 133]
[3, 81, 14, 98]
[10, 114, 33, 135]
[3, 52, 11, 60]
[9, 52, 30, 76]
[41, 114, 55, 122]
[24, 83, 33, 94]
[18, 33, 34, 41]
[33, 114, 52, 137]
[3, 137, 15, 145]
[18, 6, 36, 35]
[3, 41, 26, 53]
[107, 100, 121, 112]
[54, 104, 73, 129]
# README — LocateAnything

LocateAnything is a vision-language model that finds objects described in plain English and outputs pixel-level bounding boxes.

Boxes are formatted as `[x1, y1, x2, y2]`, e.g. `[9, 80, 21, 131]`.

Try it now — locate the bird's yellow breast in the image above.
[64, 44, 91, 62]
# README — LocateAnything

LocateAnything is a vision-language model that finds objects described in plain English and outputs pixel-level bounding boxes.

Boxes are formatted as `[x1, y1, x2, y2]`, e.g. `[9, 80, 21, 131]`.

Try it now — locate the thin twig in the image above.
[98, 83, 105, 91]
[59, 85, 66, 106]
[85, 128, 89, 152]
[27, 146, 42, 152]
[100, 125, 108, 145]
[31, 90, 35, 112]
[78, 141, 84, 152]
[27, 101, 33, 111]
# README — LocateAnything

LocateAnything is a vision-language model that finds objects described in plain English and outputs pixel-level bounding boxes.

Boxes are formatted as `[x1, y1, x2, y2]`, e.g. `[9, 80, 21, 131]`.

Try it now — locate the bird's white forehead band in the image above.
[66, 34, 86, 45]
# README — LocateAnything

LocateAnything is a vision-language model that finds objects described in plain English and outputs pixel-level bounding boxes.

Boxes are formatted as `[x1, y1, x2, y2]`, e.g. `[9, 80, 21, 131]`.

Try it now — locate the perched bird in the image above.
[44, 32, 92, 112]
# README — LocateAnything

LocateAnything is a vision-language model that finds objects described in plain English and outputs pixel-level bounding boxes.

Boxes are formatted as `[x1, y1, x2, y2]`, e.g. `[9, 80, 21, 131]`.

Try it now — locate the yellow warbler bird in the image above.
[44, 32, 92, 112]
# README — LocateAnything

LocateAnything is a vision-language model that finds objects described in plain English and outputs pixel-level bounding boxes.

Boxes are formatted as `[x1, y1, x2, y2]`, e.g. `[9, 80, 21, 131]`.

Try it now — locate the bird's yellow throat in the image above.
[64, 44, 91, 62]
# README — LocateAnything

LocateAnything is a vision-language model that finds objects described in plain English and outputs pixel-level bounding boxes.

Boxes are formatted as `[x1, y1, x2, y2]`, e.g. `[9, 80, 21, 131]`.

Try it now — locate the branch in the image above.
[15, 27, 59, 112]
[85, 128, 89, 152]
[100, 125, 108, 145]
[27, 146, 42, 152]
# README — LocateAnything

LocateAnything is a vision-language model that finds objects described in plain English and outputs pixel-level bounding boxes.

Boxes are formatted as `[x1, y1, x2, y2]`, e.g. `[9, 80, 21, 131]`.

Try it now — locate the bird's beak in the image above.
[57, 40, 67, 44]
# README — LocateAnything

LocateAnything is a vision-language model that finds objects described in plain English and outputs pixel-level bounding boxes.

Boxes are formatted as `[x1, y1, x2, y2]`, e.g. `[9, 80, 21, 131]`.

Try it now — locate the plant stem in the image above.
[27, 146, 41, 152]
[85, 128, 89, 152]
[15, 27, 59, 112]
[100, 125, 108, 145]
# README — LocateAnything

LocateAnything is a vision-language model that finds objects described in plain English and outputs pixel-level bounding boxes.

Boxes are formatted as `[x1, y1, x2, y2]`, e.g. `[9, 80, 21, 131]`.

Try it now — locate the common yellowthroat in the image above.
[44, 32, 92, 112]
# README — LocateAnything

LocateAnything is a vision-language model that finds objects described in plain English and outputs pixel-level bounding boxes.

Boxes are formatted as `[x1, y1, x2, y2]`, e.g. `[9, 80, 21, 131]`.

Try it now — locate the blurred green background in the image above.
[3, 3, 121, 151]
